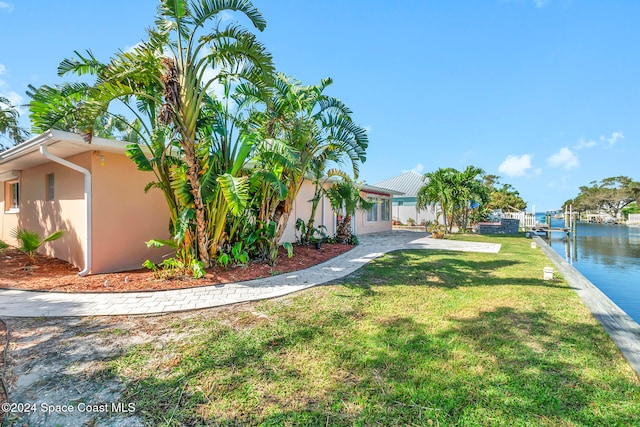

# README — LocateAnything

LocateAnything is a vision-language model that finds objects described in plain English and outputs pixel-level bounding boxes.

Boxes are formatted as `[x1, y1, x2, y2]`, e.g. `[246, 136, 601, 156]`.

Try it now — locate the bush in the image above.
[10, 228, 64, 264]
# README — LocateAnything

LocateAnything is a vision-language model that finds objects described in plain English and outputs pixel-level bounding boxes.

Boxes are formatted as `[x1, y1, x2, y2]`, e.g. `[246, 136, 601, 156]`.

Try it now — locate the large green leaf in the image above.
[43, 230, 65, 243]
[126, 144, 153, 171]
[217, 173, 249, 216]
[174, 208, 195, 243]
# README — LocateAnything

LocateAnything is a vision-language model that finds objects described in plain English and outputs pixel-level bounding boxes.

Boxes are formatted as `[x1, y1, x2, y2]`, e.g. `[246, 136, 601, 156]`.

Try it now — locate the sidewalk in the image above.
[0, 231, 501, 317]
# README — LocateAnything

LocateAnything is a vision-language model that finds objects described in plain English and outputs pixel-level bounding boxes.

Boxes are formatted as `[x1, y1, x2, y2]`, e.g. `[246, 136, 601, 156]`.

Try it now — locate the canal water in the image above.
[540, 216, 640, 324]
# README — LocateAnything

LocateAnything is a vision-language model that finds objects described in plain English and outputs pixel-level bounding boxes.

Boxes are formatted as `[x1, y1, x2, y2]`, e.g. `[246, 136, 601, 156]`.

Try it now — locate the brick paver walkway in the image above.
[0, 231, 501, 317]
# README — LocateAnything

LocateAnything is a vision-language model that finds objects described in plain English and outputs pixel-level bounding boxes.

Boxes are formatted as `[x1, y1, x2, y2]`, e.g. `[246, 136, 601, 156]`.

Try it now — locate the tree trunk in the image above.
[336, 214, 352, 244]
[304, 185, 323, 243]
[183, 142, 211, 267]
[272, 176, 304, 244]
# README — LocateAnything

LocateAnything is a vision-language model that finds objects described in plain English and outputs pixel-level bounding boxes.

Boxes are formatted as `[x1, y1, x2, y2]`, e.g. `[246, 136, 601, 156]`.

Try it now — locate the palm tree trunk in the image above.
[304, 185, 323, 243]
[183, 143, 211, 267]
[272, 176, 304, 244]
[336, 214, 352, 243]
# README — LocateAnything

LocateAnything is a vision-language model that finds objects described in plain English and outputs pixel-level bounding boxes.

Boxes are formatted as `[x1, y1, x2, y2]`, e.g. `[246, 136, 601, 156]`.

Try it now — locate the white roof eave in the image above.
[0, 130, 130, 174]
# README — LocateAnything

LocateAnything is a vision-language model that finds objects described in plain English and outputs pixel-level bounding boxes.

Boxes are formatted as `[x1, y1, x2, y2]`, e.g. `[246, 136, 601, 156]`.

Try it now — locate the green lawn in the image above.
[110, 234, 640, 426]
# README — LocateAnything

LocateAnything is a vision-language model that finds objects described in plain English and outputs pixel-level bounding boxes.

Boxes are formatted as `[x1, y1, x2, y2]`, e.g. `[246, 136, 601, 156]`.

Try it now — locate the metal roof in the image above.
[373, 171, 426, 197]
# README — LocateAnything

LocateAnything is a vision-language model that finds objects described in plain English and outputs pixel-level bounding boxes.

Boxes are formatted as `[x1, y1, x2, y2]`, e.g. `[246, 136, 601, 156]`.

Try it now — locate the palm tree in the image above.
[452, 165, 489, 231]
[29, 0, 274, 268]
[417, 167, 456, 232]
[11, 228, 64, 265]
[237, 73, 368, 244]
[0, 96, 29, 149]
[417, 167, 490, 233]
[324, 177, 372, 244]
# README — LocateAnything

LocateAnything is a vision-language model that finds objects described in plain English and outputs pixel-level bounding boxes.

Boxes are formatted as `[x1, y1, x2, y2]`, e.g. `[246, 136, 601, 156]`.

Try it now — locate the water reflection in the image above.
[545, 222, 640, 324]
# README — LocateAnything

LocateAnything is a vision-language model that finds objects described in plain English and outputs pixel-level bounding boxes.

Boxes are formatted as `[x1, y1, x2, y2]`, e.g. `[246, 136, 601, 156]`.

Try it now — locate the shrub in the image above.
[10, 228, 64, 264]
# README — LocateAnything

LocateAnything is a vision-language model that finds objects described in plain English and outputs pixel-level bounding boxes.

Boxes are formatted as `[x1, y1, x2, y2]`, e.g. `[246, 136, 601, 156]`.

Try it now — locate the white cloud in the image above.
[0, 91, 25, 114]
[0, 64, 25, 113]
[533, 0, 549, 7]
[363, 124, 372, 134]
[605, 131, 624, 147]
[498, 154, 533, 177]
[573, 138, 596, 150]
[403, 163, 424, 174]
[0, 2, 14, 12]
[547, 147, 578, 170]
[124, 41, 144, 54]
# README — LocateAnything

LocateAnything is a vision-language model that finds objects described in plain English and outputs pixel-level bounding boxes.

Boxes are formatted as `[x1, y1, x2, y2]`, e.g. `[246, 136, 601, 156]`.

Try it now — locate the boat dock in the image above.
[528, 224, 571, 238]
[527, 208, 577, 238]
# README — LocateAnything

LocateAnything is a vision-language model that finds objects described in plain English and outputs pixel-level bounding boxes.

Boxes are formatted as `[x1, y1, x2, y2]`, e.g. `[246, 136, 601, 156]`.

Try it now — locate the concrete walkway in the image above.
[0, 231, 501, 317]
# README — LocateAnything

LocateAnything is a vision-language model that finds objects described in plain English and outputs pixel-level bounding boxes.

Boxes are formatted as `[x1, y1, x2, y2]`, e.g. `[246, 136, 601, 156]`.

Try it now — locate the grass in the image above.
[108, 234, 640, 426]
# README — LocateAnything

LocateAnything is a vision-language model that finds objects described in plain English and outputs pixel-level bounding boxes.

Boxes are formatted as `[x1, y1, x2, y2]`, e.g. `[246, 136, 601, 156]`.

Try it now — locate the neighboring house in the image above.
[1, 130, 399, 275]
[373, 171, 437, 224]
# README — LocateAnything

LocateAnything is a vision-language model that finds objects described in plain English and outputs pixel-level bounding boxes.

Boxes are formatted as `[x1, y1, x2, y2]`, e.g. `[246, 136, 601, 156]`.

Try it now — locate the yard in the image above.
[3, 234, 639, 426]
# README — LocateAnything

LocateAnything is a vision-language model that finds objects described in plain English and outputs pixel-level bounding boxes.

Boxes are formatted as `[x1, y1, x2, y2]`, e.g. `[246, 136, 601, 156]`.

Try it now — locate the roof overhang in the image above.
[361, 184, 405, 196]
[0, 129, 130, 177]
[322, 175, 405, 196]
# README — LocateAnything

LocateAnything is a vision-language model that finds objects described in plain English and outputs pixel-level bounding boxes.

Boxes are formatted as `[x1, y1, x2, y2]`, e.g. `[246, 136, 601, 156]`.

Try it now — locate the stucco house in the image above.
[1, 130, 397, 275]
[374, 171, 437, 224]
[279, 178, 402, 243]
[0, 130, 170, 275]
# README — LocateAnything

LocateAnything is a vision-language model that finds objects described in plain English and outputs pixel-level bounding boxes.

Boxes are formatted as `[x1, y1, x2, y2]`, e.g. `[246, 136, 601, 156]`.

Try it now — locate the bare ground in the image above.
[1, 303, 270, 426]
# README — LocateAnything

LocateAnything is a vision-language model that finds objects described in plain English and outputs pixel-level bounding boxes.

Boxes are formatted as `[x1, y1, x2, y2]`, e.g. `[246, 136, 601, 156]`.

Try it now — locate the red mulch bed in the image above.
[0, 244, 353, 293]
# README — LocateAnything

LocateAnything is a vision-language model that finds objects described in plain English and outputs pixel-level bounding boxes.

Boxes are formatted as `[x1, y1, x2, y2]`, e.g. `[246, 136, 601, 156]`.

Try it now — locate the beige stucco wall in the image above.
[1, 152, 89, 268]
[1, 182, 20, 245]
[1, 150, 169, 274]
[281, 180, 332, 243]
[354, 192, 393, 235]
[280, 182, 392, 242]
[90, 151, 170, 273]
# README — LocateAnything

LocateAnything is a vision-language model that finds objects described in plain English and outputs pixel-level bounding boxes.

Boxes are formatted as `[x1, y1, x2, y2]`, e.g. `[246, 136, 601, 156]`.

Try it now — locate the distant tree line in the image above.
[562, 176, 640, 219]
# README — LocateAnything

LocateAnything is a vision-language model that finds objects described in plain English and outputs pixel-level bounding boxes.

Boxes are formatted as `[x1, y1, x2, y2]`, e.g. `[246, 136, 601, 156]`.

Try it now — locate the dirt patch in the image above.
[0, 304, 274, 426]
[0, 243, 353, 292]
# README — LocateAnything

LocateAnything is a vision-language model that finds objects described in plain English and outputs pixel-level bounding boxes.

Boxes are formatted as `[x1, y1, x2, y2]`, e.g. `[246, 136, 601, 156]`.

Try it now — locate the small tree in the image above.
[325, 178, 372, 244]
[11, 228, 64, 264]
[0, 96, 29, 149]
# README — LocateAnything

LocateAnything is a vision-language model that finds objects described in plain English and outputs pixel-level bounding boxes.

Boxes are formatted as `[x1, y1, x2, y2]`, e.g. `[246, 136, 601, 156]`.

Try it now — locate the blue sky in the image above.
[1, 0, 639, 211]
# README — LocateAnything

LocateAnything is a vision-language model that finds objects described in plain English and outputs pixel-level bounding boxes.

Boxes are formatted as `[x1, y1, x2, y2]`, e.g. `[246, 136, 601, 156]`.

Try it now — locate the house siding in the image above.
[281, 180, 332, 243]
[279, 181, 394, 243]
[0, 150, 169, 274]
[1, 152, 89, 268]
[90, 152, 170, 273]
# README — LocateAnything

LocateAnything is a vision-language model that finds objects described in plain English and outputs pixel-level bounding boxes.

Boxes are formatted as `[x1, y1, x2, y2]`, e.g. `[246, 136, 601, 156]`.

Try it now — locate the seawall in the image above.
[534, 235, 640, 378]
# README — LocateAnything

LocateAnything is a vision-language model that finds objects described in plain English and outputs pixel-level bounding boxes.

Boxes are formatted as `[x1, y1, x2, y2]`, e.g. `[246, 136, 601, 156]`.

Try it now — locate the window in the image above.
[46, 174, 55, 201]
[367, 197, 378, 222]
[397, 200, 404, 207]
[381, 198, 391, 221]
[5, 181, 20, 211]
